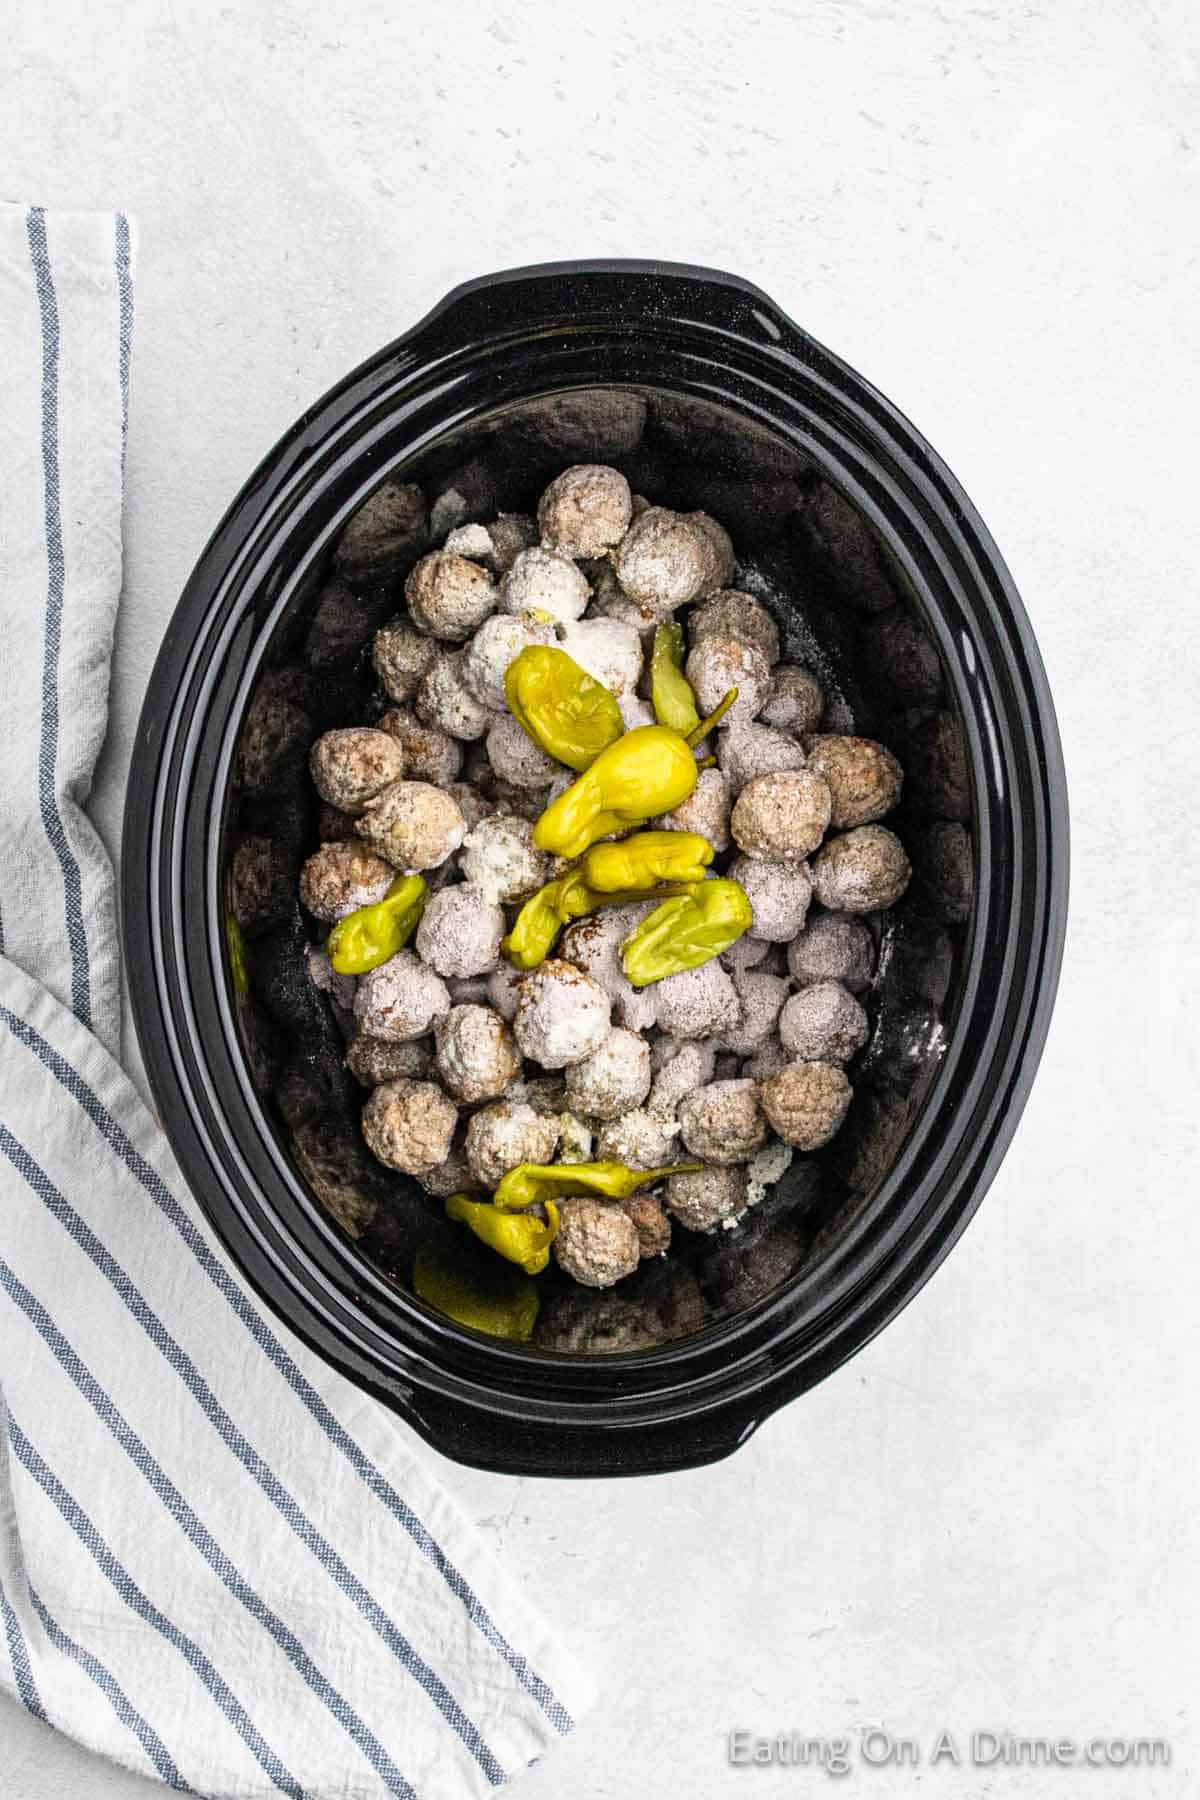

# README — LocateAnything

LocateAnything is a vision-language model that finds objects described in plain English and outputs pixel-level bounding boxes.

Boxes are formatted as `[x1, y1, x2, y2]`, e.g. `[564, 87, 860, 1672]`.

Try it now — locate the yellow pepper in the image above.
[621, 877, 754, 987]
[326, 874, 427, 975]
[412, 1247, 540, 1341]
[225, 912, 250, 997]
[532, 725, 699, 859]
[493, 1160, 702, 1211]
[445, 1194, 560, 1275]
[580, 830, 713, 893]
[650, 623, 701, 736]
[504, 645, 624, 772]
[687, 685, 739, 744]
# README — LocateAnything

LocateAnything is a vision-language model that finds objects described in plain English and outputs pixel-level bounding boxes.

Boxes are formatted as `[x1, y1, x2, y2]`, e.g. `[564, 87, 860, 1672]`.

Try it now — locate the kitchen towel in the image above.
[0, 203, 592, 1799]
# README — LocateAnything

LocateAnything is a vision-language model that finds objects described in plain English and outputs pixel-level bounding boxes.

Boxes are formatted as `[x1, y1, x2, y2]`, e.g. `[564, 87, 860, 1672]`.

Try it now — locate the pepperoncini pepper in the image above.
[502, 865, 694, 970]
[225, 912, 250, 997]
[326, 873, 427, 975]
[621, 877, 754, 986]
[412, 1247, 540, 1341]
[505, 645, 624, 772]
[492, 1160, 701, 1212]
[445, 1193, 560, 1275]
[532, 725, 699, 859]
[650, 623, 701, 736]
[687, 685, 739, 744]
[580, 830, 713, 893]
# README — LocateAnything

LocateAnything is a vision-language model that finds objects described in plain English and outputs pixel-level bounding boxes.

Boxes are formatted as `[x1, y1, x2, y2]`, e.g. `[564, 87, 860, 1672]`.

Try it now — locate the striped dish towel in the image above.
[0, 205, 592, 1799]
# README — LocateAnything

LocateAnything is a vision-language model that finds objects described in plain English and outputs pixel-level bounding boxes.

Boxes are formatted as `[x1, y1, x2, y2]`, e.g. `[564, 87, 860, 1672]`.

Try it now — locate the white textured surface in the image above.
[4, 1, 1198, 1795]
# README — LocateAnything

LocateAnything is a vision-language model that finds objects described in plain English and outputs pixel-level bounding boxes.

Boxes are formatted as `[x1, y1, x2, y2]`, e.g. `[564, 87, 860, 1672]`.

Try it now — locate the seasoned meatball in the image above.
[761, 665, 825, 734]
[416, 1141, 478, 1199]
[445, 782, 494, 834]
[309, 727, 406, 814]
[373, 617, 438, 704]
[718, 720, 807, 790]
[500, 547, 590, 625]
[806, 735, 903, 829]
[299, 839, 395, 922]
[377, 709, 463, 786]
[787, 910, 876, 992]
[800, 479, 895, 613]
[657, 767, 731, 852]
[731, 769, 832, 863]
[334, 479, 426, 580]
[514, 960, 611, 1068]
[718, 971, 789, 1057]
[646, 1039, 718, 1119]
[912, 820, 974, 924]
[538, 463, 632, 558]
[560, 907, 659, 1033]
[595, 1108, 678, 1171]
[685, 637, 770, 732]
[485, 961, 526, 1022]
[729, 854, 813, 943]
[811, 825, 911, 912]
[356, 781, 466, 872]
[556, 618, 643, 696]
[230, 834, 290, 936]
[565, 1028, 652, 1120]
[689, 511, 737, 596]
[415, 651, 493, 741]
[744, 1035, 790, 1082]
[361, 1079, 458, 1176]
[666, 1164, 747, 1233]
[618, 692, 656, 730]
[612, 507, 711, 617]
[620, 1192, 672, 1259]
[906, 709, 971, 821]
[345, 1032, 432, 1088]
[688, 589, 780, 667]
[485, 713, 560, 789]
[461, 613, 554, 710]
[554, 1198, 640, 1289]
[485, 512, 539, 574]
[861, 607, 943, 704]
[405, 551, 497, 640]
[459, 813, 551, 903]
[435, 1004, 521, 1103]
[779, 981, 869, 1063]
[415, 884, 505, 978]
[464, 1100, 560, 1188]
[760, 1061, 852, 1150]
[652, 959, 739, 1041]
[677, 1079, 768, 1165]
[354, 950, 451, 1042]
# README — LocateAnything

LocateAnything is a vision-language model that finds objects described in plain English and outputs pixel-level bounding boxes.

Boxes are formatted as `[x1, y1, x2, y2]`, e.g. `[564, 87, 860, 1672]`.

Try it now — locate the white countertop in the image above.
[4, 2, 1198, 1794]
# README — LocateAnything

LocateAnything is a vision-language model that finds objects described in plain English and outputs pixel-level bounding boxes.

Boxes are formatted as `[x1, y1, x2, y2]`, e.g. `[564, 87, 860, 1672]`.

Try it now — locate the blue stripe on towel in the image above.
[5, 1411, 304, 1800]
[0, 1574, 47, 1721]
[115, 214, 133, 462]
[0, 1002, 575, 1735]
[28, 1584, 189, 1789]
[24, 207, 92, 1030]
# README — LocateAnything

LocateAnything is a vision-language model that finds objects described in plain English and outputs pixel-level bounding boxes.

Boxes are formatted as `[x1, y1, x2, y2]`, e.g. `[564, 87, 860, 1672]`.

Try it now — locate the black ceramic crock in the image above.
[123, 261, 1068, 1478]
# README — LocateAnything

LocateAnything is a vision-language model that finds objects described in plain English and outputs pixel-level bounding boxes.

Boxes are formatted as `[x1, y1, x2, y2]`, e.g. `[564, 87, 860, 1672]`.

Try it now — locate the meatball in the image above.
[334, 479, 426, 580]
[811, 825, 912, 913]
[377, 709, 463, 786]
[906, 709, 971, 821]
[345, 1032, 432, 1088]
[731, 769, 832, 863]
[560, 907, 658, 1033]
[500, 547, 590, 625]
[459, 813, 551, 903]
[354, 950, 450, 1042]
[415, 651, 493, 741]
[565, 1028, 652, 1120]
[761, 665, 825, 734]
[415, 883, 505, 978]
[779, 982, 869, 1064]
[405, 551, 497, 641]
[718, 721, 807, 789]
[787, 911, 876, 992]
[666, 1164, 747, 1234]
[612, 507, 711, 617]
[485, 961, 526, 1022]
[299, 839, 395, 922]
[362, 1078, 457, 1176]
[646, 1039, 718, 1119]
[861, 607, 943, 704]
[464, 1100, 560, 1189]
[617, 692, 656, 731]
[760, 1061, 852, 1150]
[688, 589, 780, 667]
[442, 521, 493, 562]
[677, 1079, 768, 1165]
[620, 1192, 672, 1259]
[657, 767, 731, 852]
[718, 971, 789, 1057]
[557, 617, 643, 697]
[730, 854, 813, 943]
[416, 1141, 478, 1200]
[486, 512, 539, 574]
[356, 781, 467, 872]
[806, 735, 903, 829]
[514, 960, 611, 1068]
[236, 675, 310, 798]
[434, 1004, 521, 1103]
[594, 1109, 678, 1171]
[912, 820, 974, 924]
[445, 782, 494, 833]
[461, 613, 554, 711]
[553, 1198, 640, 1289]
[688, 511, 737, 595]
[685, 637, 770, 732]
[372, 617, 438, 705]
[537, 463, 632, 558]
[309, 727, 406, 814]
[744, 1035, 790, 1082]
[652, 959, 739, 1041]
[485, 713, 560, 789]
[800, 479, 895, 613]
[230, 834, 290, 936]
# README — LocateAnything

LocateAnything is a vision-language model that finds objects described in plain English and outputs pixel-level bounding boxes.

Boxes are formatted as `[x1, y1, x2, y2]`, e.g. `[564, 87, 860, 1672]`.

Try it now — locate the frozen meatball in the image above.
[231, 834, 290, 936]
[688, 590, 780, 667]
[811, 825, 912, 912]
[617, 692, 656, 731]
[415, 651, 493, 741]
[486, 512, 538, 574]
[460, 813, 551, 903]
[500, 547, 590, 625]
[678, 1079, 768, 1165]
[565, 1028, 652, 1120]
[719, 971, 789, 1057]
[237, 674, 310, 797]
[730, 854, 813, 943]
[357, 781, 466, 872]
[448, 975, 490, 1005]
[442, 521, 493, 561]
[362, 1078, 457, 1176]
[309, 727, 406, 814]
[560, 907, 658, 1033]
[299, 839, 395, 922]
[657, 767, 731, 852]
[612, 507, 711, 617]
[485, 961, 526, 1022]
[731, 769, 832, 863]
[689, 511, 737, 595]
[666, 1165, 747, 1234]
[779, 982, 869, 1063]
[445, 782, 494, 833]
[405, 551, 497, 641]
[653, 959, 739, 1041]
[464, 1100, 560, 1189]
[647, 1039, 718, 1119]
[861, 608, 943, 704]
[744, 1035, 790, 1082]
[718, 720, 807, 790]
[685, 637, 770, 732]
[345, 1032, 432, 1088]
[417, 1141, 478, 1200]
[722, 933, 769, 976]
[554, 1198, 640, 1289]
[377, 709, 463, 785]
[538, 464, 632, 558]
[461, 613, 554, 710]
[486, 713, 560, 789]
[373, 617, 438, 705]
[354, 950, 450, 1042]
[620, 1191, 672, 1259]
[304, 944, 356, 1014]
[761, 665, 825, 734]
[334, 479, 426, 580]
[514, 960, 611, 1068]
[556, 617, 643, 696]
[800, 479, 895, 613]
[434, 1004, 521, 1103]
[787, 911, 876, 992]
[760, 1061, 853, 1150]
[912, 820, 973, 924]
[415, 883, 505, 978]
[906, 709, 971, 821]
[806, 735, 903, 829]
[595, 1108, 678, 1171]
